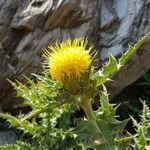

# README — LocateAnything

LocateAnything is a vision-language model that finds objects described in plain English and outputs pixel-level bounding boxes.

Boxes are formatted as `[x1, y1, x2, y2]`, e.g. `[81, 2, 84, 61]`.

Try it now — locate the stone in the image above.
[0, 130, 18, 145]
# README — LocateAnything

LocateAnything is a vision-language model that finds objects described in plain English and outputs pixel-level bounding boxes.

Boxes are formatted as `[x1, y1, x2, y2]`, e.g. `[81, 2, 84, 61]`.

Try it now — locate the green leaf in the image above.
[98, 89, 115, 117]
[93, 33, 149, 87]
[119, 33, 150, 65]
[0, 141, 34, 150]
[8, 75, 60, 109]
[93, 55, 119, 87]
[74, 119, 103, 147]
[0, 145, 18, 150]
[103, 54, 119, 77]
[32, 74, 56, 88]
[94, 72, 107, 87]
[0, 113, 40, 136]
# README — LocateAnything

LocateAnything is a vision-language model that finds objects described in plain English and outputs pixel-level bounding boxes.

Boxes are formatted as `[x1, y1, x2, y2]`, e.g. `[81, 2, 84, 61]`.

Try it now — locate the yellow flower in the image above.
[43, 38, 92, 83]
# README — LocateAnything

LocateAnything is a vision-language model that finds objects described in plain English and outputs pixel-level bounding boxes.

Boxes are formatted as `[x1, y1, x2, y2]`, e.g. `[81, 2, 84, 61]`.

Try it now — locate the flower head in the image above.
[43, 38, 92, 83]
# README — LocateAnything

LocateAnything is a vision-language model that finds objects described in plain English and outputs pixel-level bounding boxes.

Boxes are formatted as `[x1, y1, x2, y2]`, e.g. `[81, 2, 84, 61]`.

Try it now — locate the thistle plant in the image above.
[130, 101, 150, 150]
[0, 33, 149, 150]
[43, 38, 97, 126]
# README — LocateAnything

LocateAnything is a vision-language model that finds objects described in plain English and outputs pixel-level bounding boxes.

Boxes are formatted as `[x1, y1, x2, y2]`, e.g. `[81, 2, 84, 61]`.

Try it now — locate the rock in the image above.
[0, 130, 18, 145]
[0, 0, 150, 109]
[44, 0, 94, 30]
[99, 0, 147, 59]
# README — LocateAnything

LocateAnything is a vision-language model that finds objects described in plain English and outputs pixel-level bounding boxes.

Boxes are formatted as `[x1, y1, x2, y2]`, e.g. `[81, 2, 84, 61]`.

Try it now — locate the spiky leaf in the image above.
[103, 54, 119, 77]
[0, 113, 40, 136]
[119, 33, 150, 65]
[0, 145, 18, 150]
[94, 33, 149, 87]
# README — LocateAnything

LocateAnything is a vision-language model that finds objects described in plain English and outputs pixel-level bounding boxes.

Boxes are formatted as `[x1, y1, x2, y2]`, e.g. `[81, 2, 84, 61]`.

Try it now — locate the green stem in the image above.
[79, 96, 110, 147]
[79, 96, 99, 131]
[81, 98, 96, 121]
[79, 96, 113, 148]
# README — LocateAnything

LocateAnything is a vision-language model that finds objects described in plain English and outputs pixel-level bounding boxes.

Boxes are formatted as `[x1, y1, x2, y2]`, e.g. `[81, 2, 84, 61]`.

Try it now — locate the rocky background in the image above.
[0, 0, 150, 110]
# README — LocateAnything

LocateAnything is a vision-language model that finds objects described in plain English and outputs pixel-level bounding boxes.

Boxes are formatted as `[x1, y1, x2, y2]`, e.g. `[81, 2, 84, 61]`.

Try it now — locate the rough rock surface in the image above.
[0, 0, 150, 109]
[0, 130, 18, 145]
